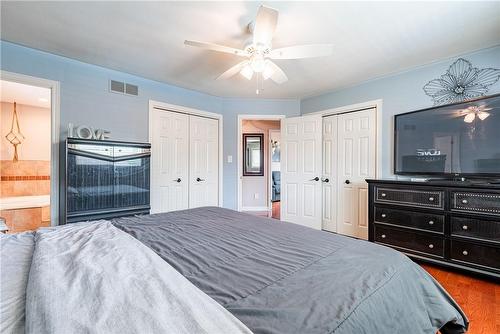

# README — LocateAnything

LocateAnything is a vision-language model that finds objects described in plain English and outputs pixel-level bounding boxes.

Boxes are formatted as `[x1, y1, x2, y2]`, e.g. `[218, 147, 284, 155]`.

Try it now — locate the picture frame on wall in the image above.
[243, 133, 264, 176]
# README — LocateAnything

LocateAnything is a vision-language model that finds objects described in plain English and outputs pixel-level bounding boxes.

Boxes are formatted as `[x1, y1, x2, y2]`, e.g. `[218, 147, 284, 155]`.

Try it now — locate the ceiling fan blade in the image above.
[184, 40, 248, 57]
[270, 44, 333, 59]
[265, 60, 288, 84]
[217, 61, 249, 80]
[252, 5, 278, 46]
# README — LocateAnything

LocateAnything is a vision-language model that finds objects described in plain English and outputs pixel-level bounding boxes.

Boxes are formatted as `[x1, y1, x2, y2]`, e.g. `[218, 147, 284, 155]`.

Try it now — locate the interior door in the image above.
[281, 114, 322, 229]
[337, 108, 376, 239]
[189, 115, 219, 208]
[150, 109, 189, 213]
[322, 115, 338, 232]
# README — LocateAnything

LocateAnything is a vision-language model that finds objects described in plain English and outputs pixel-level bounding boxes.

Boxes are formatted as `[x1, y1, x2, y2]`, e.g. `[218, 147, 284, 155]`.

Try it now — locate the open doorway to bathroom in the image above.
[0, 78, 55, 233]
[237, 115, 284, 220]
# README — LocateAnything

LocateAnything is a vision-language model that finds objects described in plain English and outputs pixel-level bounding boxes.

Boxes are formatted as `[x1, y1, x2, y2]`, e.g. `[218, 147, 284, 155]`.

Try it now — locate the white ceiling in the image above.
[2, 1, 500, 99]
[1, 80, 51, 108]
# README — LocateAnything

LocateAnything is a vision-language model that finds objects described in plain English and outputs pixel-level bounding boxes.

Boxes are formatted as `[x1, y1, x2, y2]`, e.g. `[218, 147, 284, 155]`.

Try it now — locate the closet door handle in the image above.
[310, 177, 320, 181]
[345, 180, 350, 184]
[321, 178, 329, 183]
[173, 178, 181, 183]
[196, 177, 205, 182]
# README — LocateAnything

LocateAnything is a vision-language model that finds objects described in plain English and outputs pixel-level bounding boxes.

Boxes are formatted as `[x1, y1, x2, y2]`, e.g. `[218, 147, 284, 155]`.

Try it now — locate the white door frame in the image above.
[237, 114, 285, 212]
[149, 100, 224, 207]
[268, 129, 280, 212]
[1, 70, 61, 226]
[307, 99, 383, 178]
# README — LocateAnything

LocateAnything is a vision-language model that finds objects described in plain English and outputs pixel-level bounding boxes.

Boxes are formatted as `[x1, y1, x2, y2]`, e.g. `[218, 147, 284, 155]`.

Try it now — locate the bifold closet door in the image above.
[150, 109, 189, 213]
[189, 115, 219, 208]
[336, 108, 376, 239]
[322, 116, 338, 232]
[281, 115, 322, 230]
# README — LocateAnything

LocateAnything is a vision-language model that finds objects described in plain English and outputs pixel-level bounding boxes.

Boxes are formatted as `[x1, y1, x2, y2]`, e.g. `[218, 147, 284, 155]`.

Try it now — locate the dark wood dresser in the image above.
[366, 179, 500, 279]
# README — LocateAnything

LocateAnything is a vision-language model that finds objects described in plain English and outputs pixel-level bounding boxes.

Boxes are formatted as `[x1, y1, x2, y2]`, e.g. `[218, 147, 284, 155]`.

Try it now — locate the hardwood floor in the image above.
[271, 201, 280, 219]
[421, 264, 500, 334]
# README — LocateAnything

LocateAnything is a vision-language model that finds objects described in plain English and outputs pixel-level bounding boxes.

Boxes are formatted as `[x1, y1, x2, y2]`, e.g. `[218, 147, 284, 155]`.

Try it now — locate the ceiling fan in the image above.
[184, 5, 333, 93]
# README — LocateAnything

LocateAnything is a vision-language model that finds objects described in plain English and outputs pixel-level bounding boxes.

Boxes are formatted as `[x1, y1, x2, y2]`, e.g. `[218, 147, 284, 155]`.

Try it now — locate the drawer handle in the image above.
[381, 214, 387, 218]
[381, 193, 387, 197]
[428, 220, 434, 225]
[428, 244, 434, 249]
[462, 250, 468, 256]
[461, 199, 468, 204]
[429, 197, 435, 202]
[381, 234, 386, 239]
[462, 225, 468, 230]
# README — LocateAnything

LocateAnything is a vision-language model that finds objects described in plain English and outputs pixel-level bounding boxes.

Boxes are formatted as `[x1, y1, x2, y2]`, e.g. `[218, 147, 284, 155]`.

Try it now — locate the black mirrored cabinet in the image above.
[63, 138, 151, 223]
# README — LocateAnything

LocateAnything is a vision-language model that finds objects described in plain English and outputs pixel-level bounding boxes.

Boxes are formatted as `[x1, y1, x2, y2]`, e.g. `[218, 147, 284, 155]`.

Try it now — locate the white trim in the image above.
[305, 99, 383, 179]
[240, 206, 270, 212]
[149, 100, 222, 120]
[148, 100, 224, 207]
[268, 129, 280, 210]
[237, 114, 285, 212]
[1, 70, 61, 226]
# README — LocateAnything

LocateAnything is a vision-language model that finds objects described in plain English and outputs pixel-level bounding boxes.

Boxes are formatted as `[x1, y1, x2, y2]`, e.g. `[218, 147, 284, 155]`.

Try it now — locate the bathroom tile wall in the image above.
[1, 207, 50, 233]
[0, 160, 50, 196]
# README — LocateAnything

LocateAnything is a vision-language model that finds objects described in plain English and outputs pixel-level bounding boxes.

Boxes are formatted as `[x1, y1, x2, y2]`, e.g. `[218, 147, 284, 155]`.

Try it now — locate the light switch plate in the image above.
[227, 155, 233, 163]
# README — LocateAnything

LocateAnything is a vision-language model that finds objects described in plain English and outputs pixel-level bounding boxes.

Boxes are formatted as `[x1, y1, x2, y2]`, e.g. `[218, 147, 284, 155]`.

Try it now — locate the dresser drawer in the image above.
[451, 216, 500, 243]
[375, 206, 444, 233]
[375, 187, 444, 209]
[374, 225, 444, 257]
[450, 240, 500, 270]
[451, 191, 500, 215]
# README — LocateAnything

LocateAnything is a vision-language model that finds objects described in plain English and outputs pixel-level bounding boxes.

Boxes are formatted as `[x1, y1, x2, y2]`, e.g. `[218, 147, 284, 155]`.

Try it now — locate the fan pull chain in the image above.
[256, 73, 263, 95]
[256, 73, 260, 95]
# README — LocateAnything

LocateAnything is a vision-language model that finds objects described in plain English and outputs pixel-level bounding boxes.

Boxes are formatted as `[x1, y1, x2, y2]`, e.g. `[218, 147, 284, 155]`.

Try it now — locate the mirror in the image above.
[243, 133, 264, 176]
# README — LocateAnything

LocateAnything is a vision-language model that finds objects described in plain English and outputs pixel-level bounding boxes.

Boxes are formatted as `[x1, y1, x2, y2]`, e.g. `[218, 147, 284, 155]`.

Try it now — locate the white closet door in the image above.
[281, 115, 322, 229]
[150, 109, 189, 213]
[322, 115, 338, 232]
[189, 115, 219, 208]
[337, 108, 376, 239]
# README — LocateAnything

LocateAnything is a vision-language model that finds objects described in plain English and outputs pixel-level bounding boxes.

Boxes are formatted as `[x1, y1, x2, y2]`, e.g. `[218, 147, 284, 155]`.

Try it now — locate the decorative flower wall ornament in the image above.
[423, 58, 500, 106]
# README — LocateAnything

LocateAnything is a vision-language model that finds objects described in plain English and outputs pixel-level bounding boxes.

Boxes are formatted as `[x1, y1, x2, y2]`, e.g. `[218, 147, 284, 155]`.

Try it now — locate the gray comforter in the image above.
[113, 207, 468, 334]
[1, 222, 252, 334]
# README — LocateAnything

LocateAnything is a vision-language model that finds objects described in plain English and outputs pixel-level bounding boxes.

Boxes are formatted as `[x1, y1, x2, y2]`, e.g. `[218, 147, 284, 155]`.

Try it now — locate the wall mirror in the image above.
[243, 133, 264, 176]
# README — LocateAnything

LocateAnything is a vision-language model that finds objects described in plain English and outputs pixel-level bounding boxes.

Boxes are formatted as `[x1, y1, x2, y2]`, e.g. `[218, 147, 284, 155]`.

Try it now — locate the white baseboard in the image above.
[241, 206, 271, 212]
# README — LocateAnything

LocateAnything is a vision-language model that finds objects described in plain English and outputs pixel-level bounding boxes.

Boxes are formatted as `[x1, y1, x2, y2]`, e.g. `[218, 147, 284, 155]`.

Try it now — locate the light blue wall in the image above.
[301, 46, 500, 178]
[6, 39, 498, 209]
[0, 41, 300, 209]
[221, 98, 299, 209]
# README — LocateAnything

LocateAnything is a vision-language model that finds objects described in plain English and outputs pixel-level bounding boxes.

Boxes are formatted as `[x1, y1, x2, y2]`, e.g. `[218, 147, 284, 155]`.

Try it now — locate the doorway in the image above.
[0, 71, 60, 232]
[237, 115, 284, 219]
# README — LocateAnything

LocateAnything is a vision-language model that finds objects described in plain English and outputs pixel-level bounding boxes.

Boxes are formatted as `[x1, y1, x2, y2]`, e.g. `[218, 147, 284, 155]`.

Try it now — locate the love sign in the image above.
[68, 123, 111, 140]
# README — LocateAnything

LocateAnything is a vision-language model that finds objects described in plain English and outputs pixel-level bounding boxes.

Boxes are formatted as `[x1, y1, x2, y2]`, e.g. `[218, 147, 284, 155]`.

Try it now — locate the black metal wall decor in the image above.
[423, 58, 500, 106]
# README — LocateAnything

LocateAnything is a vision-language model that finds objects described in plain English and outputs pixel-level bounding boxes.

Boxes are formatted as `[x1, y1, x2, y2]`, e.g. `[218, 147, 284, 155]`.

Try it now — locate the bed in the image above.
[1, 207, 468, 334]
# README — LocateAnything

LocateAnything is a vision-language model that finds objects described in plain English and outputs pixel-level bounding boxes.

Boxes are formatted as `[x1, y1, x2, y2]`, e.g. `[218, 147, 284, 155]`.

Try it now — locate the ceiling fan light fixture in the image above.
[240, 65, 254, 80]
[185, 5, 331, 89]
[463, 112, 476, 123]
[262, 62, 275, 80]
[250, 55, 266, 73]
[478, 111, 490, 120]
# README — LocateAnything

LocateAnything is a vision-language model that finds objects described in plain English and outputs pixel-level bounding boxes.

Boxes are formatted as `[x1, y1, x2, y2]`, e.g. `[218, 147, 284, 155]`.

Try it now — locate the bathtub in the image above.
[0, 195, 51, 210]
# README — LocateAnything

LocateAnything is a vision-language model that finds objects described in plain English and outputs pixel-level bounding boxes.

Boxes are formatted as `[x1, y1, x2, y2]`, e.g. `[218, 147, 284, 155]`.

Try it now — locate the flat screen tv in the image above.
[394, 93, 500, 177]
